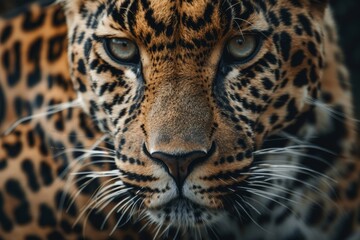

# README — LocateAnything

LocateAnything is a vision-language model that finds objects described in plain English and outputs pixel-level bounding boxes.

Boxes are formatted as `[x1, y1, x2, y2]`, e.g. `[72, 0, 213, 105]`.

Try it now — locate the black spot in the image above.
[297, 14, 313, 36]
[309, 65, 318, 83]
[5, 179, 25, 200]
[22, 10, 46, 31]
[47, 231, 65, 240]
[38, 204, 57, 227]
[262, 77, 274, 90]
[345, 181, 358, 200]
[48, 34, 66, 62]
[52, 7, 66, 26]
[255, 122, 265, 134]
[4, 41, 22, 87]
[60, 220, 73, 233]
[75, 173, 101, 195]
[77, 59, 87, 75]
[79, 112, 95, 139]
[84, 38, 92, 59]
[250, 86, 260, 98]
[55, 117, 65, 131]
[270, 114, 279, 124]
[35, 124, 49, 156]
[0, 83, 6, 124]
[22, 160, 40, 192]
[27, 38, 43, 88]
[14, 201, 32, 224]
[264, 52, 277, 65]
[273, 94, 290, 108]
[55, 190, 77, 216]
[0, 191, 13, 232]
[293, 69, 308, 87]
[88, 211, 108, 230]
[280, 8, 292, 26]
[290, 0, 303, 7]
[14, 97, 24, 117]
[279, 32, 292, 61]
[40, 161, 54, 186]
[0, 24, 13, 44]
[77, 31, 85, 44]
[285, 99, 298, 121]
[34, 94, 44, 108]
[268, 11, 279, 26]
[0, 159, 7, 170]
[307, 41, 317, 56]
[25, 236, 42, 240]
[291, 50, 305, 67]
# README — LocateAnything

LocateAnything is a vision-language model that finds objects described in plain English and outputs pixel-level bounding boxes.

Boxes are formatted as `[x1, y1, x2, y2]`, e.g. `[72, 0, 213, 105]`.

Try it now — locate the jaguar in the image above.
[0, 0, 359, 239]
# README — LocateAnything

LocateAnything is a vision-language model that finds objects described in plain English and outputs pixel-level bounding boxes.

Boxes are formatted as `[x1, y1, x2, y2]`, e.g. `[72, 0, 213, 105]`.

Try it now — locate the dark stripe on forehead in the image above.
[141, 0, 167, 36]
[110, 0, 131, 30]
[181, 2, 215, 31]
[219, 0, 233, 34]
[107, 0, 271, 49]
[127, 0, 139, 34]
[220, 0, 266, 35]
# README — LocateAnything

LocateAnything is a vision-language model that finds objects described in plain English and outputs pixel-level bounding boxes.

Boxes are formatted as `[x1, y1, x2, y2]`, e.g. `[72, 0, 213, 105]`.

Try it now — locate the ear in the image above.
[308, 0, 329, 15]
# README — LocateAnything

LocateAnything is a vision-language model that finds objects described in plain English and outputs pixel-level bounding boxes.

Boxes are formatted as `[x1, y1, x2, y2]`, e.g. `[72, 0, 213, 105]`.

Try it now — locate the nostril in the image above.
[151, 151, 206, 187]
[143, 144, 216, 188]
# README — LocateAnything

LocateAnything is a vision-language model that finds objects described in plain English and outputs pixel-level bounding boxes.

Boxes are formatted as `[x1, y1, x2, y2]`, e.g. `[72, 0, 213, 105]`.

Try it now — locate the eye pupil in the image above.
[236, 38, 244, 45]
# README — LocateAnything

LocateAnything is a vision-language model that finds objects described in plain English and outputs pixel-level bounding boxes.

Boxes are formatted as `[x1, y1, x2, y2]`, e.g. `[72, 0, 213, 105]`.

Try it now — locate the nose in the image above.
[144, 144, 214, 187]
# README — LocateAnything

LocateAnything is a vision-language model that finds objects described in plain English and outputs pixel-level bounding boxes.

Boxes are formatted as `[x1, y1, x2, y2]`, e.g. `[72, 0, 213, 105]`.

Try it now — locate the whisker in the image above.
[58, 134, 108, 218]
[238, 187, 294, 214]
[246, 180, 318, 205]
[3, 98, 82, 136]
[306, 97, 360, 124]
[251, 164, 337, 184]
[239, 195, 261, 215]
[253, 145, 335, 156]
[243, 172, 328, 197]
[234, 200, 267, 232]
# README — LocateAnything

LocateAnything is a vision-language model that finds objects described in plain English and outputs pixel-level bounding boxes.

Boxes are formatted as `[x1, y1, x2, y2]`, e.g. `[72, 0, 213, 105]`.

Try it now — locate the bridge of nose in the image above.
[143, 79, 215, 186]
[145, 80, 214, 154]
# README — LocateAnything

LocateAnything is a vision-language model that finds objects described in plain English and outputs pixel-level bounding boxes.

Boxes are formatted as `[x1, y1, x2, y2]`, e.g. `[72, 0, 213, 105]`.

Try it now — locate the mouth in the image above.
[146, 197, 225, 227]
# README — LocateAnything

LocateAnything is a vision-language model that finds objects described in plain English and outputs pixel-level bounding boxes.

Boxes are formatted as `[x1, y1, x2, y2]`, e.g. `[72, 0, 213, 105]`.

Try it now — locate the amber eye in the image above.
[104, 38, 139, 64]
[225, 35, 261, 63]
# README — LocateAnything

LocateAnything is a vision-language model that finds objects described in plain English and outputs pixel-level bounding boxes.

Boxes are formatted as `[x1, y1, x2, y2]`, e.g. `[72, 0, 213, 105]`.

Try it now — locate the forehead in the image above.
[91, 0, 271, 37]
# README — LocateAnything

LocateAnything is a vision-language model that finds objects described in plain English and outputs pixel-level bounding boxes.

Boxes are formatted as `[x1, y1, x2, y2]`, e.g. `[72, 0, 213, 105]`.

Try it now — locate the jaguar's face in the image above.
[64, 0, 326, 229]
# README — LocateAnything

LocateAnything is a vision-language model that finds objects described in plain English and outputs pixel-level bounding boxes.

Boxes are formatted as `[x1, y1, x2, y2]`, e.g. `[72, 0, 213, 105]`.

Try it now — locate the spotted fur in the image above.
[0, 0, 359, 239]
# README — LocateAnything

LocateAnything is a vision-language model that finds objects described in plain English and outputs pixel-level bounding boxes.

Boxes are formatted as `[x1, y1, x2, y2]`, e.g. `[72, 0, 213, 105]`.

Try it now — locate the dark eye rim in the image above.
[103, 38, 140, 66]
[223, 33, 263, 65]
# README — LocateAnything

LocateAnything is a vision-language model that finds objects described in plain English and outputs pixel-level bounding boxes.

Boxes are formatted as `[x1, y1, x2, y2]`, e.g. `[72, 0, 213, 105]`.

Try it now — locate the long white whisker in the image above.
[235, 200, 267, 232]
[251, 164, 337, 186]
[239, 187, 294, 213]
[243, 172, 328, 196]
[3, 98, 82, 136]
[59, 134, 108, 218]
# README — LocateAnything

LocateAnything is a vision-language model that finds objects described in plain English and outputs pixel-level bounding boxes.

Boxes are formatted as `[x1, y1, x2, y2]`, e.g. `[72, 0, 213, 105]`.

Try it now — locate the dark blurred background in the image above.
[1, 0, 360, 118]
